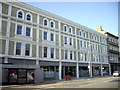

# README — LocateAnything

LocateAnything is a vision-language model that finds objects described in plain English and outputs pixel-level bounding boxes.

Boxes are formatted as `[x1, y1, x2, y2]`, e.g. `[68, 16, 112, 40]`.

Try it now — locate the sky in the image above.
[24, 2, 118, 36]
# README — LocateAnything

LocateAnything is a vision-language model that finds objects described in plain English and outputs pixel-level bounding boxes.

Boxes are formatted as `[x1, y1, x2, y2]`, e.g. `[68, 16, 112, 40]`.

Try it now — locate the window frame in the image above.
[69, 38, 72, 45]
[79, 30, 82, 37]
[44, 31, 47, 40]
[16, 24, 22, 35]
[17, 10, 24, 19]
[69, 27, 72, 33]
[26, 26, 31, 37]
[50, 33, 54, 41]
[25, 44, 30, 56]
[43, 18, 49, 26]
[63, 25, 67, 32]
[64, 37, 67, 44]
[50, 20, 55, 28]
[44, 47, 48, 57]
[51, 48, 54, 58]
[65, 50, 68, 59]
[26, 13, 32, 22]
[70, 51, 72, 60]
[16, 42, 22, 55]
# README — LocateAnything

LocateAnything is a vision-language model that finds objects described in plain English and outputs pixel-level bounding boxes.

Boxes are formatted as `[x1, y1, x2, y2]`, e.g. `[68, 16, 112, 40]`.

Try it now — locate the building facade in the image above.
[0, 1, 110, 84]
[97, 26, 119, 74]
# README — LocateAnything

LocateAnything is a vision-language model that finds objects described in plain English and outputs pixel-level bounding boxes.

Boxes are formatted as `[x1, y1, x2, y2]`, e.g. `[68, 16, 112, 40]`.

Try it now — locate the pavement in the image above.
[1, 75, 112, 89]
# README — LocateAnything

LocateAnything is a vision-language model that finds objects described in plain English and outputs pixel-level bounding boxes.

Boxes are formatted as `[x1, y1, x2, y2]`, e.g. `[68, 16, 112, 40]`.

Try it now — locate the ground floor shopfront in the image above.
[1, 60, 111, 85]
[39, 61, 110, 80]
[110, 63, 120, 74]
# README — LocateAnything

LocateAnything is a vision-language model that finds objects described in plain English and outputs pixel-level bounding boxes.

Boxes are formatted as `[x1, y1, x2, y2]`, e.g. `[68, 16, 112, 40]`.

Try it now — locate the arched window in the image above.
[83, 31, 86, 38]
[17, 10, 24, 19]
[26, 13, 32, 21]
[51, 22, 53, 27]
[80, 30, 82, 37]
[63, 25, 67, 32]
[50, 20, 55, 28]
[43, 18, 49, 26]
[0, 4, 2, 14]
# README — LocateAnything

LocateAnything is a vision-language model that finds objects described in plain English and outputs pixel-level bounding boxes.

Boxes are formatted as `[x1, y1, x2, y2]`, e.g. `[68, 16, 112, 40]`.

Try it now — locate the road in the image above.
[2, 76, 120, 90]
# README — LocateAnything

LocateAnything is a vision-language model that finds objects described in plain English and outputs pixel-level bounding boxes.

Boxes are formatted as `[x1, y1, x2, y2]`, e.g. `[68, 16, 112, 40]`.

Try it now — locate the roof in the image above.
[105, 32, 119, 39]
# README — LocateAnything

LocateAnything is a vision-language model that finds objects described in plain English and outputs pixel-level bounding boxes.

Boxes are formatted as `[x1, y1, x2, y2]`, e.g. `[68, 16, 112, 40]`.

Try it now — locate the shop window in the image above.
[50, 33, 54, 41]
[44, 31, 47, 40]
[51, 48, 54, 58]
[27, 70, 34, 83]
[26, 27, 31, 37]
[25, 44, 30, 56]
[9, 69, 17, 83]
[16, 42, 21, 55]
[44, 47, 47, 57]
[18, 69, 26, 83]
[17, 25, 22, 35]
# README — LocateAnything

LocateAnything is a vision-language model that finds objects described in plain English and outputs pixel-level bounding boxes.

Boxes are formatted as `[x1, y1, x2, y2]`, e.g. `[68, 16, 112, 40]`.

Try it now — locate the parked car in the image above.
[113, 71, 120, 77]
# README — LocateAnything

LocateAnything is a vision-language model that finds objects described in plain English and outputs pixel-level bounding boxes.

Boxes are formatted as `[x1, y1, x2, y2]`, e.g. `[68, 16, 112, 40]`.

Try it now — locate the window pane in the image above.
[69, 28, 71, 33]
[44, 47, 47, 57]
[51, 33, 54, 41]
[26, 27, 31, 36]
[80, 41, 82, 47]
[27, 14, 31, 21]
[16, 42, 21, 55]
[70, 51, 72, 60]
[65, 37, 67, 44]
[51, 48, 54, 58]
[25, 44, 30, 56]
[44, 20, 47, 26]
[84, 41, 86, 48]
[17, 25, 22, 35]
[64, 26, 67, 31]
[80, 52, 83, 61]
[18, 12, 22, 18]
[51, 22, 54, 28]
[44, 32, 47, 40]
[70, 38, 72, 45]
[65, 50, 68, 59]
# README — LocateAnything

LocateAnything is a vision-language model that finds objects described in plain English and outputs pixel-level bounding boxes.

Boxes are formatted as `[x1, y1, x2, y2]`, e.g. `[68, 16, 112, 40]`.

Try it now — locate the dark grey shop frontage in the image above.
[2, 64, 42, 85]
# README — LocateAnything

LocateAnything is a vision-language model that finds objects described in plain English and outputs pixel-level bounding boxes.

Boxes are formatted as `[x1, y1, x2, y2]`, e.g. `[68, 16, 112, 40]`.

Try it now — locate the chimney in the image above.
[97, 26, 102, 31]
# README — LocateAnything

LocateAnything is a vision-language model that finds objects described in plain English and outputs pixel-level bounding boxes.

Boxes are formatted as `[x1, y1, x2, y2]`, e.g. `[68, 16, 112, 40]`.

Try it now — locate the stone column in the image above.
[76, 62, 79, 78]
[101, 64, 103, 76]
[59, 61, 62, 80]
[109, 64, 111, 75]
[34, 65, 43, 84]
